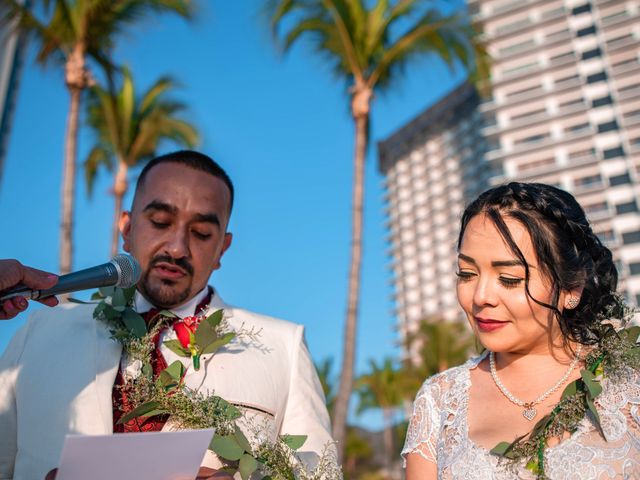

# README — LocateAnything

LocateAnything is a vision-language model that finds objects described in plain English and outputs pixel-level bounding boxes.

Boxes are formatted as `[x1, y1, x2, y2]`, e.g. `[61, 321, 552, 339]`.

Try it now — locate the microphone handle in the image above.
[0, 263, 120, 302]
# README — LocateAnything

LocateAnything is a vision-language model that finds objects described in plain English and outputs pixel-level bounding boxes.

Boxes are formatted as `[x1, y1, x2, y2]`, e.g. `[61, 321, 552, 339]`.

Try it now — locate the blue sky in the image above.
[0, 1, 466, 425]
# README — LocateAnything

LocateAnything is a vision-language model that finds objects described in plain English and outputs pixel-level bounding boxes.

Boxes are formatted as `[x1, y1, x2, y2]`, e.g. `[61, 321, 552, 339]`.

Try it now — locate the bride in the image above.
[403, 182, 639, 479]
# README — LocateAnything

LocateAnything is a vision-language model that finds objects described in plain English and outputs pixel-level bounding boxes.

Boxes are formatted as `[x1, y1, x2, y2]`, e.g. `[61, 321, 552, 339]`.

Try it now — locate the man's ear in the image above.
[214, 233, 233, 270]
[119, 211, 132, 252]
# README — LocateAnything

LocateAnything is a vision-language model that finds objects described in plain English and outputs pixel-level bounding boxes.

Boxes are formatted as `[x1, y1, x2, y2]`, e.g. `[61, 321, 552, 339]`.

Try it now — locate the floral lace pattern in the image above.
[402, 353, 640, 479]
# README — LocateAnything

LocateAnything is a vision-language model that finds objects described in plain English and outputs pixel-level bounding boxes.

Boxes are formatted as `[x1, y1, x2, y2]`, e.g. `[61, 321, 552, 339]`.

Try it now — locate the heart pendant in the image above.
[523, 408, 537, 421]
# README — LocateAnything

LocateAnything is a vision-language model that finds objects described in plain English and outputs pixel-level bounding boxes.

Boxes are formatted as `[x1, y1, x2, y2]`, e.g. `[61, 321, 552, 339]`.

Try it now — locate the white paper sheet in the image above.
[56, 428, 215, 480]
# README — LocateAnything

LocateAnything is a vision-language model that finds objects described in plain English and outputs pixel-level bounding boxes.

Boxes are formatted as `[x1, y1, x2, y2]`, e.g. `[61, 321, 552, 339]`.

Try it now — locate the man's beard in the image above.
[139, 255, 194, 308]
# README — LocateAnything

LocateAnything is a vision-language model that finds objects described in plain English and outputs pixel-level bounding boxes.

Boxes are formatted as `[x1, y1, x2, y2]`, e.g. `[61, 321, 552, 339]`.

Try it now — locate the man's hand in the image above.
[0, 259, 58, 320]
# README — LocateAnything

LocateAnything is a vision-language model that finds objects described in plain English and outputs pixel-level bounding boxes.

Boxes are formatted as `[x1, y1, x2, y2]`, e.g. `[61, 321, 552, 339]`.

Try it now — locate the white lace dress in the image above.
[402, 353, 640, 479]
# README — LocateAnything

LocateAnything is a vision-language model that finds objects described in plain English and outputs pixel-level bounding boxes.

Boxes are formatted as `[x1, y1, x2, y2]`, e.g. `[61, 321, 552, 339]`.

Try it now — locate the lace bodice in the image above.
[402, 353, 640, 479]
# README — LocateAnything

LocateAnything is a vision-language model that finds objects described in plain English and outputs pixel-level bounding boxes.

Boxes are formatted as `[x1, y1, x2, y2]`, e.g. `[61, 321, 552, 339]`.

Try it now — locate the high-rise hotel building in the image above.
[379, 0, 640, 338]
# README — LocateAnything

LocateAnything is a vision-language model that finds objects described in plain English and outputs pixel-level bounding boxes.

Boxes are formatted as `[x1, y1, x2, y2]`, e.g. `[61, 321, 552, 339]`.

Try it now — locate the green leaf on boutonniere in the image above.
[91, 291, 104, 301]
[122, 309, 147, 338]
[158, 361, 185, 391]
[99, 286, 115, 298]
[117, 400, 167, 424]
[211, 434, 244, 461]
[201, 332, 235, 355]
[235, 425, 253, 453]
[281, 434, 307, 451]
[112, 288, 128, 308]
[195, 316, 219, 348]
[205, 309, 224, 328]
[215, 397, 242, 420]
[163, 339, 191, 357]
[239, 453, 258, 480]
[581, 370, 602, 398]
[159, 309, 177, 319]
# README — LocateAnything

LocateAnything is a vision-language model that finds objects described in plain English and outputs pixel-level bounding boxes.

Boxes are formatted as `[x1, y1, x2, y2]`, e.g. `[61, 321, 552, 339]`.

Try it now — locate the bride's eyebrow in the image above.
[458, 253, 533, 269]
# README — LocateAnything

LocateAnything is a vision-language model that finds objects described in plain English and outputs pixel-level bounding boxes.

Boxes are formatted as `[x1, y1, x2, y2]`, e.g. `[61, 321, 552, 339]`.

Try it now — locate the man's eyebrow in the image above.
[193, 213, 221, 227]
[143, 200, 177, 214]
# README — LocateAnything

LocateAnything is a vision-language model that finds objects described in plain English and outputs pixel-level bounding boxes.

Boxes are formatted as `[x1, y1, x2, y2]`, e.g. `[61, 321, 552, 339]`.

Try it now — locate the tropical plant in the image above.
[343, 427, 373, 479]
[356, 357, 405, 474]
[270, 0, 488, 459]
[315, 357, 337, 416]
[1, 0, 191, 273]
[402, 318, 476, 395]
[85, 67, 199, 256]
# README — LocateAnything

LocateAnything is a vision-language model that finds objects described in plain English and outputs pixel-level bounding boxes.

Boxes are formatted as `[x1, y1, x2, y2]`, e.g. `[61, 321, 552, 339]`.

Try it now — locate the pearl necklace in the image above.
[489, 346, 583, 421]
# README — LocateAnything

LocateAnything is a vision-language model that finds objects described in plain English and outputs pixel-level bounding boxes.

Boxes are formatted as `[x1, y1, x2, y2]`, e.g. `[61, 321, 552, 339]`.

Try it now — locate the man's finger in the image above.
[0, 299, 20, 320]
[37, 296, 59, 308]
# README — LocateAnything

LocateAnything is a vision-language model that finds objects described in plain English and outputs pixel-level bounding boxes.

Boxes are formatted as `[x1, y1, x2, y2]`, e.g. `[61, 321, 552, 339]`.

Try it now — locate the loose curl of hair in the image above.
[458, 182, 620, 345]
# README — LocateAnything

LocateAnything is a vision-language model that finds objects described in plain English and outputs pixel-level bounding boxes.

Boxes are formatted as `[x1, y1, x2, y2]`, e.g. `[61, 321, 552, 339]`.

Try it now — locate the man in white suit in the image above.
[0, 151, 335, 480]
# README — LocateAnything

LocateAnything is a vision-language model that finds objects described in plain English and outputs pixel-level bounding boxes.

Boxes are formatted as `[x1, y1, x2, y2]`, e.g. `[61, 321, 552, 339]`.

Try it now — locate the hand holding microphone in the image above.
[0, 255, 141, 320]
[0, 260, 59, 320]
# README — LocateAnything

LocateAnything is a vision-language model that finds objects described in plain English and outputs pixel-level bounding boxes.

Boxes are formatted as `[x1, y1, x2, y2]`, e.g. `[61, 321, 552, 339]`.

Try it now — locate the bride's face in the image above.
[456, 213, 568, 354]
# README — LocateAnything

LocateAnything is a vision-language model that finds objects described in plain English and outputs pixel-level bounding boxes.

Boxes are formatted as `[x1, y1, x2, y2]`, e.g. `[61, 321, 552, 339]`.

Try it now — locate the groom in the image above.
[0, 151, 334, 480]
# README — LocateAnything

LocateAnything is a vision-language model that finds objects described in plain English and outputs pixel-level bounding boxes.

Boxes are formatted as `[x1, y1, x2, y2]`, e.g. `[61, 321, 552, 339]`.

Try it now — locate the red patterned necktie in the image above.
[111, 289, 214, 433]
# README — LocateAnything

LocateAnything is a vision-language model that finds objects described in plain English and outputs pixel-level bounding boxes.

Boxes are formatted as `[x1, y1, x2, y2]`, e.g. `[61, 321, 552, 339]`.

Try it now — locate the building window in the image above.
[581, 48, 601, 60]
[511, 108, 546, 122]
[560, 98, 585, 110]
[576, 25, 597, 37]
[514, 133, 549, 145]
[575, 174, 602, 188]
[495, 18, 532, 35]
[616, 201, 638, 215]
[503, 61, 539, 76]
[592, 95, 613, 108]
[597, 230, 615, 244]
[584, 201, 609, 216]
[567, 122, 590, 134]
[499, 39, 536, 57]
[609, 172, 631, 186]
[597, 120, 619, 133]
[622, 231, 640, 244]
[571, 4, 591, 15]
[603, 146, 625, 159]
[586, 71, 607, 84]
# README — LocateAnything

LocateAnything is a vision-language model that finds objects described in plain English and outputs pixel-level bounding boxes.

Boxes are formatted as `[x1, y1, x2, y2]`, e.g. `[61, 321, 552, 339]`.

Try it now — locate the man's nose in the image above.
[165, 229, 189, 258]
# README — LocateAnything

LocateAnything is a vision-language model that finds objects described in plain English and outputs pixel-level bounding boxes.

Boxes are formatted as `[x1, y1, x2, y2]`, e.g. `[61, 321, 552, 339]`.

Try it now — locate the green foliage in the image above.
[84, 66, 199, 197]
[270, 0, 488, 92]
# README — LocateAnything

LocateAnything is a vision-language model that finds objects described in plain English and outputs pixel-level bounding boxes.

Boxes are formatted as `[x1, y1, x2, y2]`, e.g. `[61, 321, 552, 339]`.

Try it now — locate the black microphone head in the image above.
[110, 254, 142, 288]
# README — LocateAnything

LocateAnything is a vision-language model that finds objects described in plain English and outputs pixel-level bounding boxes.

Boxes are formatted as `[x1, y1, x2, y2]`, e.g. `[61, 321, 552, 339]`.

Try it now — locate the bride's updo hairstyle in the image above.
[458, 182, 619, 345]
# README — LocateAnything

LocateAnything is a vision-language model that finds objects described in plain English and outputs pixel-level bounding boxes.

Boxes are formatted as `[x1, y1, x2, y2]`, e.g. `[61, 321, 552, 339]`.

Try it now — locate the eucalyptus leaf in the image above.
[239, 453, 258, 480]
[122, 286, 137, 304]
[99, 286, 115, 298]
[561, 379, 578, 400]
[122, 309, 147, 338]
[112, 288, 127, 307]
[623, 326, 640, 345]
[585, 396, 604, 436]
[159, 309, 177, 318]
[117, 400, 165, 424]
[581, 370, 603, 398]
[158, 361, 185, 390]
[281, 434, 307, 451]
[210, 435, 244, 461]
[163, 339, 191, 357]
[142, 363, 153, 378]
[214, 396, 242, 420]
[234, 425, 252, 453]
[205, 309, 224, 328]
[195, 317, 218, 348]
[91, 290, 104, 300]
[67, 297, 94, 304]
[529, 415, 551, 439]
[201, 332, 235, 355]
[490, 441, 513, 457]
[113, 305, 126, 312]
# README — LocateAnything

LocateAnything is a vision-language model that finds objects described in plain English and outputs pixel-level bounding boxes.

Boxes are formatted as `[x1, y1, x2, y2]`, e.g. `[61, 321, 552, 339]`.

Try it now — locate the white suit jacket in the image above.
[0, 291, 334, 480]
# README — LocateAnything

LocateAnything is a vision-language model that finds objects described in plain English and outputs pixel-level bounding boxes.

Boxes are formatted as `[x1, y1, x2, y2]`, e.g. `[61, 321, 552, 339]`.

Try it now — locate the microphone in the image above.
[0, 254, 142, 302]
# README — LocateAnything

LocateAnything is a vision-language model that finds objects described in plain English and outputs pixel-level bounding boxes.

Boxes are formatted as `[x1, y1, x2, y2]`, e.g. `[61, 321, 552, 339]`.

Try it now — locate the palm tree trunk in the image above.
[60, 43, 87, 275]
[60, 86, 81, 275]
[383, 408, 394, 474]
[111, 161, 129, 257]
[332, 92, 369, 462]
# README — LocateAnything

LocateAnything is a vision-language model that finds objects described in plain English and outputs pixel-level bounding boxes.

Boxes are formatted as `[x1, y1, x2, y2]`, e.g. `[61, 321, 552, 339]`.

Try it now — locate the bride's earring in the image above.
[566, 297, 579, 309]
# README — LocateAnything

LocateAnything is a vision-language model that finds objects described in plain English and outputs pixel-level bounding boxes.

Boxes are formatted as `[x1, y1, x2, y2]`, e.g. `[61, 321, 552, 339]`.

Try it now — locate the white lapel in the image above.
[93, 316, 123, 433]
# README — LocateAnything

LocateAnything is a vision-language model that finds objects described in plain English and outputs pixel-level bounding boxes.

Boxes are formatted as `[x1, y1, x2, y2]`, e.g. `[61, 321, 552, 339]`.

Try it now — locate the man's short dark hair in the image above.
[135, 150, 234, 213]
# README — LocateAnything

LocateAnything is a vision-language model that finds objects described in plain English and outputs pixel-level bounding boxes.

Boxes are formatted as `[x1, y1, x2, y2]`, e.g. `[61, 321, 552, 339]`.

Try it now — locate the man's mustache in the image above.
[149, 255, 194, 276]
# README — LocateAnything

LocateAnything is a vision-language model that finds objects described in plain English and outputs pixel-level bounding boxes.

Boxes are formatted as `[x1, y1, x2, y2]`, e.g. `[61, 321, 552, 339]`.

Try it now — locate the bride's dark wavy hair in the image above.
[458, 182, 619, 345]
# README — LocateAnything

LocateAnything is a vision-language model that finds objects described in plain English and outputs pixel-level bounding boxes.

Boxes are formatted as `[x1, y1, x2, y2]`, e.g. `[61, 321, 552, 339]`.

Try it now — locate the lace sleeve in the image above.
[401, 377, 443, 467]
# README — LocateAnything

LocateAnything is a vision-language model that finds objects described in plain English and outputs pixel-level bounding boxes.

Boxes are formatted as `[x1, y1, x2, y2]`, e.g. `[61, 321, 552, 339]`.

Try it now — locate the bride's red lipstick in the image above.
[475, 317, 508, 332]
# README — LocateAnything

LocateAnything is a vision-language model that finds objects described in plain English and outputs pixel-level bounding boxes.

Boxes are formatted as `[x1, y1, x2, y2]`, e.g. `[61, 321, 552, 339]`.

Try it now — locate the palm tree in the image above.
[85, 67, 199, 257]
[270, 0, 488, 459]
[2, 0, 191, 273]
[402, 318, 475, 392]
[315, 357, 337, 416]
[356, 357, 405, 474]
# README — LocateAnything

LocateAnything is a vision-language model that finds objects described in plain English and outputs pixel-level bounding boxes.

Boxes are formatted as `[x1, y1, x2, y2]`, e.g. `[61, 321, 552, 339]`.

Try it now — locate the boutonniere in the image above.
[164, 309, 236, 370]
